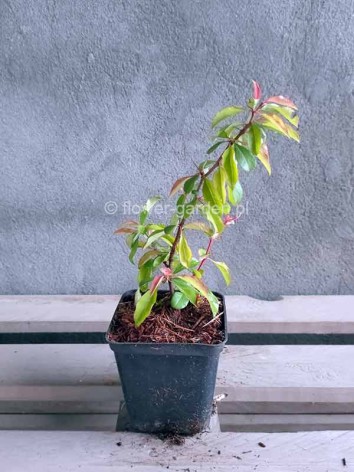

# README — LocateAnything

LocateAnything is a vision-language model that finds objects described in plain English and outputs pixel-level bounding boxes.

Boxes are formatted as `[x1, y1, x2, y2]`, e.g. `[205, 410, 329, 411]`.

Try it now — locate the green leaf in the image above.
[184, 221, 213, 236]
[129, 238, 139, 264]
[171, 292, 189, 310]
[134, 289, 141, 306]
[139, 210, 148, 225]
[138, 264, 153, 290]
[152, 253, 168, 267]
[176, 275, 209, 298]
[206, 291, 220, 316]
[160, 235, 174, 247]
[183, 175, 199, 193]
[179, 233, 193, 268]
[202, 178, 222, 209]
[176, 194, 186, 207]
[134, 289, 157, 327]
[213, 167, 226, 204]
[212, 106, 244, 128]
[228, 181, 243, 205]
[224, 122, 241, 135]
[234, 144, 257, 172]
[207, 141, 224, 155]
[249, 124, 262, 155]
[172, 278, 198, 305]
[223, 146, 238, 186]
[204, 206, 224, 234]
[211, 260, 231, 285]
[164, 225, 176, 235]
[125, 233, 135, 248]
[145, 196, 161, 212]
[143, 230, 165, 249]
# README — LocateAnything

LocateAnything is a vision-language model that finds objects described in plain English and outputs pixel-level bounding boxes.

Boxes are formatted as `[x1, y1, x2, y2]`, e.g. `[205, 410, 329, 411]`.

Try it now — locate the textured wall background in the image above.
[1, 0, 353, 297]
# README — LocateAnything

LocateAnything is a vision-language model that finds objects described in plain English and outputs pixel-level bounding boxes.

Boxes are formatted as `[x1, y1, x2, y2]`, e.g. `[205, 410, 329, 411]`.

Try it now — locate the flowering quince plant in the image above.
[115, 82, 300, 327]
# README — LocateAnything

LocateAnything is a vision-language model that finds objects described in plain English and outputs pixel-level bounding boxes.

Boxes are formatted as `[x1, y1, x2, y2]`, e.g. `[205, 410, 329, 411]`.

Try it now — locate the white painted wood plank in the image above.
[0, 430, 353, 471]
[227, 295, 354, 333]
[220, 414, 354, 432]
[2, 345, 353, 387]
[1, 295, 353, 333]
[1, 345, 354, 414]
[0, 295, 119, 332]
[0, 414, 117, 431]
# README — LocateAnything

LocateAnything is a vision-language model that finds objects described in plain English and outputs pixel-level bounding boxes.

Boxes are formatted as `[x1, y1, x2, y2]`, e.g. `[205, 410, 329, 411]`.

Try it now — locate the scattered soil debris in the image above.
[156, 432, 185, 446]
[258, 442, 266, 448]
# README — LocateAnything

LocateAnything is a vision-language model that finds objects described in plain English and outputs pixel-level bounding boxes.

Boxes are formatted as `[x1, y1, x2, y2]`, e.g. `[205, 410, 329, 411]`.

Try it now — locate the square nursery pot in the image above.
[106, 289, 227, 435]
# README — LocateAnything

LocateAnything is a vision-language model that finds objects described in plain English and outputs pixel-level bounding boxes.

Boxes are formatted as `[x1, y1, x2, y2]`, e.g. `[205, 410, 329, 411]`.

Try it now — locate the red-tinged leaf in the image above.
[160, 267, 173, 278]
[260, 113, 300, 142]
[114, 220, 139, 234]
[261, 104, 299, 128]
[150, 275, 164, 294]
[252, 80, 261, 100]
[114, 227, 135, 234]
[265, 95, 297, 110]
[257, 143, 271, 175]
[169, 175, 193, 197]
[138, 249, 160, 268]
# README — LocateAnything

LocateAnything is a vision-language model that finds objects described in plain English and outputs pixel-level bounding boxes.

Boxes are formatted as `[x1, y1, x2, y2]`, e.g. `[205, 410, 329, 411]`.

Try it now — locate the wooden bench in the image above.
[0, 295, 353, 470]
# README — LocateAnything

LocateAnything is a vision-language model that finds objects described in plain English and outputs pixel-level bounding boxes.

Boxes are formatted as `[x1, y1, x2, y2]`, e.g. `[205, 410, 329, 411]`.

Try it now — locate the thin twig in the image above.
[202, 311, 224, 328]
[192, 313, 207, 330]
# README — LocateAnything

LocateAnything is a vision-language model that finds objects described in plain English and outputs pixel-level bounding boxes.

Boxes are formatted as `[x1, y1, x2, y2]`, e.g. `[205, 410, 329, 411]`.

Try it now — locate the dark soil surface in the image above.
[107, 294, 224, 345]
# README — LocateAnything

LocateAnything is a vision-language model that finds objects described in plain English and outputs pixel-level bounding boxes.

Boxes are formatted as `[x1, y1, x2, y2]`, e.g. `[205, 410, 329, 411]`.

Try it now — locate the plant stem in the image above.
[197, 237, 215, 271]
[166, 106, 259, 295]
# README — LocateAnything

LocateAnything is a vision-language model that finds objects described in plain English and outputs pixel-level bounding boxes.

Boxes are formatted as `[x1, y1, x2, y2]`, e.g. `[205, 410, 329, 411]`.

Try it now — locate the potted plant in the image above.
[106, 81, 299, 435]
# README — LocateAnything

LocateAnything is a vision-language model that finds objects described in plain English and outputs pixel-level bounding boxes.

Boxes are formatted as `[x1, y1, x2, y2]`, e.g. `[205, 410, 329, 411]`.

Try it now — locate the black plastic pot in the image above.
[106, 289, 227, 435]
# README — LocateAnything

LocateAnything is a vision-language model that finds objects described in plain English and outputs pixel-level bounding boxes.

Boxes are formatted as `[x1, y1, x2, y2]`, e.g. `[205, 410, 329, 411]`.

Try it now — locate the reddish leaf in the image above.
[257, 143, 271, 175]
[160, 267, 173, 278]
[169, 175, 193, 197]
[252, 80, 261, 100]
[114, 220, 138, 234]
[223, 215, 238, 226]
[265, 95, 297, 110]
[150, 275, 164, 294]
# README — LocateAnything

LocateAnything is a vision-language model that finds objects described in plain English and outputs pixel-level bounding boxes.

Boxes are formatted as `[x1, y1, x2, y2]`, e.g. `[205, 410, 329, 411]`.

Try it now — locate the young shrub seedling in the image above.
[115, 82, 300, 327]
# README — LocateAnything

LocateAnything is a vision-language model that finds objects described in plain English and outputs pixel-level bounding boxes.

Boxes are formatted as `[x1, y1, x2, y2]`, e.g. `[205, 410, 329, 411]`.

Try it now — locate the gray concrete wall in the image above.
[1, 0, 353, 297]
